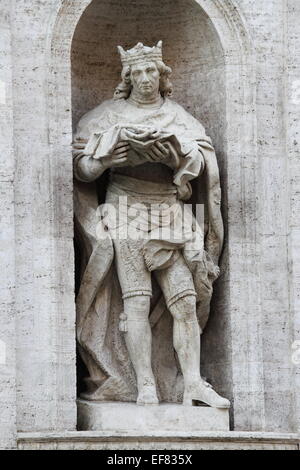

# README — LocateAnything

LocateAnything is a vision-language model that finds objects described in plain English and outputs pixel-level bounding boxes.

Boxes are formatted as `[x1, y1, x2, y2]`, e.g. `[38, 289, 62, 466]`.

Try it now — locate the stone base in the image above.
[77, 400, 230, 432]
[17, 431, 300, 450]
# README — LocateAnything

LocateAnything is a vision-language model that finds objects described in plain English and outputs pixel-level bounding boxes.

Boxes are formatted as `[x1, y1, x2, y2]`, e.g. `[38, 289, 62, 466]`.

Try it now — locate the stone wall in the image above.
[238, 0, 299, 432]
[11, 0, 77, 433]
[0, 0, 16, 450]
[286, 0, 300, 433]
[0, 0, 299, 449]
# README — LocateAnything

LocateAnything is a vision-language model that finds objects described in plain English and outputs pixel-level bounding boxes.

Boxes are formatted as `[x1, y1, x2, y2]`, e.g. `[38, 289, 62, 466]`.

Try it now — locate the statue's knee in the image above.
[169, 295, 197, 322]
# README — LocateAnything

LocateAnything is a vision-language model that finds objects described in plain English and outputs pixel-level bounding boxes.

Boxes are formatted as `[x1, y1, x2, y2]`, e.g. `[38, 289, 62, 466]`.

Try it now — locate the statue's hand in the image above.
[121, 126, 159, 142]
[145, 141, 170, 162]
[101, 141, 129, 168]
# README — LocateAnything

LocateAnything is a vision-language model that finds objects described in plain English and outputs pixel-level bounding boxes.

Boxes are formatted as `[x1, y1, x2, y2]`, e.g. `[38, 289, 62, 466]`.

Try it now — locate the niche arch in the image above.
[48, 0, 261, 430]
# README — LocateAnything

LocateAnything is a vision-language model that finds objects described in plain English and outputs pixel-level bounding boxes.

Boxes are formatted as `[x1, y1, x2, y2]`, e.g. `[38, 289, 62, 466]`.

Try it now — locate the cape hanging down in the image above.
[73, 98, 224, 403]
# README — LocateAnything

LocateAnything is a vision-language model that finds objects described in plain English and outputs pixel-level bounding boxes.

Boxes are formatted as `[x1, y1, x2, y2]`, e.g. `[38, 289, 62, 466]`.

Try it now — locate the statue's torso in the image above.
[90, 98, 200, 185]
[76, 97, 208, 194]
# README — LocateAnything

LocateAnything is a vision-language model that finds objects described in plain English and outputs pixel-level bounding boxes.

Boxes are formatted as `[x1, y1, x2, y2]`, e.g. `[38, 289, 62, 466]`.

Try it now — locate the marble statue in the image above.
[73, 41, 230, 409]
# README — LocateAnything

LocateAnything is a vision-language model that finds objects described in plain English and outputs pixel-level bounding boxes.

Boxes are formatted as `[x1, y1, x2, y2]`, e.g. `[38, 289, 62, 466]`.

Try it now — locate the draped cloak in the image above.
[73, 97, 223, 403]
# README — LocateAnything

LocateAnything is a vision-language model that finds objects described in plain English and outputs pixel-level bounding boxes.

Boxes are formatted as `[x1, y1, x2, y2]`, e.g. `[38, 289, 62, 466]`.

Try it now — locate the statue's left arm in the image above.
[172, 139, 207, 200]
[169, 102, 223, 263]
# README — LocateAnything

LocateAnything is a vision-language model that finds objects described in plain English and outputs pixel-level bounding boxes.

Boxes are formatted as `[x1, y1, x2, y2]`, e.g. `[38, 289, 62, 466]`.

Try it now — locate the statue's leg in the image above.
[169, 296, 229, 407]
[170, 295, 202, 390]
[123, 295, 158, 405]
[113, 238, 158, 405]
[156, 256, 230, 408]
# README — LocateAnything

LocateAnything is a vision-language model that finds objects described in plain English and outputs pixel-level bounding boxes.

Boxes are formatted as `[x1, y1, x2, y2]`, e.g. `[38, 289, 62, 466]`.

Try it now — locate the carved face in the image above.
[130, 61, 160, 97]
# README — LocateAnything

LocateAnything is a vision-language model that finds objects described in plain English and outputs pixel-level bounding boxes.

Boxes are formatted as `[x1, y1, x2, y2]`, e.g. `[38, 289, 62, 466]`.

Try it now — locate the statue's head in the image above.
[114, 41, 173, 100]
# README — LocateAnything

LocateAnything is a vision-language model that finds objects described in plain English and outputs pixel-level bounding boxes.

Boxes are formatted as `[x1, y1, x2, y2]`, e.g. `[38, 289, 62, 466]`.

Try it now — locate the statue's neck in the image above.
[127, 91, 164, 109]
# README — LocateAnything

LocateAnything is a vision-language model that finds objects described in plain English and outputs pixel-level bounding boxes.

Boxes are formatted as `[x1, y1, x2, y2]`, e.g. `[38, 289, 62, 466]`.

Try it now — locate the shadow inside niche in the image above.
[74, 235, 89, 397]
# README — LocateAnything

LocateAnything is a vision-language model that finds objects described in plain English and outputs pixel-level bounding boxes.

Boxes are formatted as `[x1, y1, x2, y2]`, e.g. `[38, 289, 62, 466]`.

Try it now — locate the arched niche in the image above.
[49, 0, 262, 430]
[70, 0, 230, 403]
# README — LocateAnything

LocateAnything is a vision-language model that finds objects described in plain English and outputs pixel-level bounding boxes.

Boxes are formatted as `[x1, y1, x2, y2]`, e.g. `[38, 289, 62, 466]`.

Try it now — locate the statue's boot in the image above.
[183, 381, 230, 408]
[173, 317, 230, 408]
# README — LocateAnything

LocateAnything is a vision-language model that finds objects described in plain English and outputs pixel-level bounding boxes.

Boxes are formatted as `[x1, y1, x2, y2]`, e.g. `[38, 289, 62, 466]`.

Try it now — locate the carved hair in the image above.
[113, 60, 173, 100]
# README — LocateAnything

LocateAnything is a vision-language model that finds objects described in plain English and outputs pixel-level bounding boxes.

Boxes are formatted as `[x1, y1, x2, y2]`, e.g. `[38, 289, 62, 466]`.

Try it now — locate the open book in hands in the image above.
[84, 124, 183, 169]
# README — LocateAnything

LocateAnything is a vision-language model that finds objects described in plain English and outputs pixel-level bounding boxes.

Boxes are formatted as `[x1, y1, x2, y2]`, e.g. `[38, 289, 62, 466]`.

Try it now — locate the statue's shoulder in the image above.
[164, 98, 207, 136]
[76, 99, 123, 138]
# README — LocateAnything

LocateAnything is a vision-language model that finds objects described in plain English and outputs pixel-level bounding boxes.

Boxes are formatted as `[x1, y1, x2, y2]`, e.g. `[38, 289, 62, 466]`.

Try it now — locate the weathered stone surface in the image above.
[10, 0, 77, 434]
[17, 431, 300, 451]
[77, 401, 230, 432]
[0, 0, 299, 449]
[0, 0, 16, 450]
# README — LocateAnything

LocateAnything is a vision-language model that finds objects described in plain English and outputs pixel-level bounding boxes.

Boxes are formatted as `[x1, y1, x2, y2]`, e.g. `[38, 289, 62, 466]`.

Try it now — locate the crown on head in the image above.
[117, 41, 163, 67]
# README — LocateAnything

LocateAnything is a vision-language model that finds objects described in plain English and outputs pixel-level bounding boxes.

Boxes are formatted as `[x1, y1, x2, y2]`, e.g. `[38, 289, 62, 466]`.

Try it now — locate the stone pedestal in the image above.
[77, 400, 230, 432]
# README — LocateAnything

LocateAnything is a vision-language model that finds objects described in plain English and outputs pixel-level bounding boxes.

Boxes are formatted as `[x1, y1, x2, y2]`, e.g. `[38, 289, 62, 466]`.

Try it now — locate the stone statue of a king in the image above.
[73, 41, 230, 409]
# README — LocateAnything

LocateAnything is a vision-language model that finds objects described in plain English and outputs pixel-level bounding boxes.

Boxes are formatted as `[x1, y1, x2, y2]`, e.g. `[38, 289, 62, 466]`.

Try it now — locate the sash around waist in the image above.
[108, 174, 177, 196]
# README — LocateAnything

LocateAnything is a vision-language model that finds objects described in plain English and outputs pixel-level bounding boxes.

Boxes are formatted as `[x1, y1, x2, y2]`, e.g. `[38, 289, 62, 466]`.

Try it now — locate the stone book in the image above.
[84, 124, 182, 169]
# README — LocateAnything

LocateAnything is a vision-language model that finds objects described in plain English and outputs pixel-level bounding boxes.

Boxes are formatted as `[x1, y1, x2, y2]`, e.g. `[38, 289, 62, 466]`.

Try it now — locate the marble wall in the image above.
[0, 0, 299, 449]
[0, 0, 16, 451]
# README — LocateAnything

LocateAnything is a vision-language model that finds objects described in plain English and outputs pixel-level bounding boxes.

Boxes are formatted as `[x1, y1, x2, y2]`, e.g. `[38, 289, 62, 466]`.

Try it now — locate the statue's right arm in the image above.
[73, 140, 129, 182]
[74, 153, 106, 183]
[73, 101, 113, 182]
[73, 101, 129, 182]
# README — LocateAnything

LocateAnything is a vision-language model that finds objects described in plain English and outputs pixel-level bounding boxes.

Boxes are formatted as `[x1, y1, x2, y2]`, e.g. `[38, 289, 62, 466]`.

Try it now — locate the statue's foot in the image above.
[136, 378, 159, 405]
[183, 381, 230, 408]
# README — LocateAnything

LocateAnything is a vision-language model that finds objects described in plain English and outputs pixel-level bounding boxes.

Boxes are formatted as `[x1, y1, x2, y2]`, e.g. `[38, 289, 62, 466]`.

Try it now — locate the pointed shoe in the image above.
[183, 382, 230, 408]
